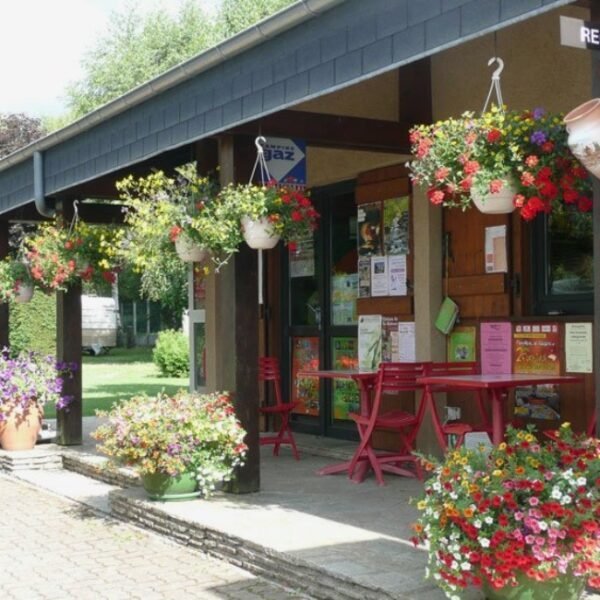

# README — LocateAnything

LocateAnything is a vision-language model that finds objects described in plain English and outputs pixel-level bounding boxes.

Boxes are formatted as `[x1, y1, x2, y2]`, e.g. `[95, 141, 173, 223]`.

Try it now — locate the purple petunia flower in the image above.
[530, 130, 547, 146]
[532, 107, 546, 120]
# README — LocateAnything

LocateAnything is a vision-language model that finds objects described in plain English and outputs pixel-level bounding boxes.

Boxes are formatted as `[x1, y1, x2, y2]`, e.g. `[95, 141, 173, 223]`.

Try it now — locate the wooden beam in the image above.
[232, 110, 410, 153]
[0, 220, 8, 348]
[398, 58, 432, 127]
[56, 282, 82, 445]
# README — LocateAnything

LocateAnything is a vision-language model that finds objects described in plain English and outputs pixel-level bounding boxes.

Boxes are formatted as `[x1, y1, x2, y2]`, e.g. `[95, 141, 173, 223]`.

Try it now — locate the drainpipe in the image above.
[33, 151, 54, 218]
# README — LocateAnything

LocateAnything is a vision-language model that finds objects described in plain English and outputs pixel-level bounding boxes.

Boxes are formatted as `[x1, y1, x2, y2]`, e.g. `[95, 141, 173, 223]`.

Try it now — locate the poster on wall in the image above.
[370, 256, 389, 296]
[357, 203, 382, 256]
[398, 321, 416, 362]
[565, 322, 593, 373]
[332, 337, 359, 420]
[331, 273, 358, 325]
[358, 257, 371, 298]
[484, 225, 507, 273]
[514, 384, 561, 420]
[513, 323, 560, 375]
[383, 197, 410, 255]
[291, 337, 320, 416]
[358, 314, 382, 370]
[388, 254, 407, 296]
[447, 326, 476, 362]
[480, 322, 512, 374]
[289, 236, 315, 278]
[382, 316, 400, 362]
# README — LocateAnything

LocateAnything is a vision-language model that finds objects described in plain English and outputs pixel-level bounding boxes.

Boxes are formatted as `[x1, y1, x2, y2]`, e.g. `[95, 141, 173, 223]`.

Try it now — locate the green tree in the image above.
[66, 0, 217, 118]
[217, 0, 294, 38]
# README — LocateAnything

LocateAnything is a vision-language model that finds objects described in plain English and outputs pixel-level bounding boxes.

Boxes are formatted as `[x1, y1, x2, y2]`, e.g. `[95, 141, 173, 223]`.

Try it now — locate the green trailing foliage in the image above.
[152, 329, 189, 377]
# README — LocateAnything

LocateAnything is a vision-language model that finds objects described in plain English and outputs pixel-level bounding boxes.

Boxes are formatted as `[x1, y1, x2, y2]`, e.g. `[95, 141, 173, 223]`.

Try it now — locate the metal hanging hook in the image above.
[488, 57, 504, 81]
[254, 136, 266, 155]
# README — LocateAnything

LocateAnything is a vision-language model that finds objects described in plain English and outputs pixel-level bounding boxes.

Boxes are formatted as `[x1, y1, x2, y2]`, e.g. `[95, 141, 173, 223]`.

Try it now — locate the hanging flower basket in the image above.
[471, 178, 517, 214]
[174, 233, 211, 263]
[241, 216, 281, 249]
[564, 98, 600, 179]
[13, 283, 34, 304]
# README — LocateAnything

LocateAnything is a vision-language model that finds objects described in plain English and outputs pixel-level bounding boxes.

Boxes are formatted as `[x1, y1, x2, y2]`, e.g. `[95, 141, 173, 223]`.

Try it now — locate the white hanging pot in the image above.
[564, 98, 600, 179]
[175, 233, 210, 263]
[471, 179, 516, 214]
[14, 283, 34, 303]
[241, 216, 280, 250]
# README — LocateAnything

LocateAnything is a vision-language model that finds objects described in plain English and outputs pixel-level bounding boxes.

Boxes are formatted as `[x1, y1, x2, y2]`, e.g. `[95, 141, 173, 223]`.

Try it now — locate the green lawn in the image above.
[44, 347, 189, 418]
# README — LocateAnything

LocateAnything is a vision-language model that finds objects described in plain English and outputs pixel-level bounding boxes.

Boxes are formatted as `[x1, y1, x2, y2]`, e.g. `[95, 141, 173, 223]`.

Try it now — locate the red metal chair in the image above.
[424, 361, 493, 451]
[348, 362, 430, 485]
[259, 357, 300, 460]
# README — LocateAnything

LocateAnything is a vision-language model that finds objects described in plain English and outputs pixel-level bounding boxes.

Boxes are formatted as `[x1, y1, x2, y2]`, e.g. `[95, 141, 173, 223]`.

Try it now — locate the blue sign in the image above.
[263, 137, 306, 188]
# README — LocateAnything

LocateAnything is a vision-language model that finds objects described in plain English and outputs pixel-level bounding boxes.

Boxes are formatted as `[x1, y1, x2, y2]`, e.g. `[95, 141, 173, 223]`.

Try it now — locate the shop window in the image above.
[532, 207, 593, 316]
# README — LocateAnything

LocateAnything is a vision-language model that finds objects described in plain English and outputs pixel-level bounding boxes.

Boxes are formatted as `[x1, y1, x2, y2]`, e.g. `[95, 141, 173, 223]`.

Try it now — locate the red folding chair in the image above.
[348, 362, 429, 485]
[259, 357, 300, 460]
[424, 361, 493, 451]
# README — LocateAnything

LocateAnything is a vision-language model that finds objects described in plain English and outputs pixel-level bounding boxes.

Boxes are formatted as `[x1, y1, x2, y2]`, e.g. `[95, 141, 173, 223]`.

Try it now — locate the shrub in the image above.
[152, 329, 189, 377]
[9, 291, 56, 355]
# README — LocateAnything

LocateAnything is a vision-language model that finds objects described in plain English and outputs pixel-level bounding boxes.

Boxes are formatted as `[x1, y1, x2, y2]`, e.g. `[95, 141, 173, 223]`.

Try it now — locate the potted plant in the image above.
[411, 424, 600, 599]
[0, 349, 75, 450]
[91, 390, 248, 500]
[216, 182, 320, 251]
[0, 259, 34, 303]
[117, 164, 234, 268]
[408, 106, 593, 219]
[23, 218, 121, 292]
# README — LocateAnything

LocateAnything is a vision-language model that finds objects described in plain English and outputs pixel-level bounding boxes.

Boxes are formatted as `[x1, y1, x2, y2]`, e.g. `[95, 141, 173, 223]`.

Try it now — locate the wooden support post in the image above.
[205, 134, 260, 493]
[593, 2, 600, 438]
[56, 281, 82, 445]
[0, 220, 8, 349]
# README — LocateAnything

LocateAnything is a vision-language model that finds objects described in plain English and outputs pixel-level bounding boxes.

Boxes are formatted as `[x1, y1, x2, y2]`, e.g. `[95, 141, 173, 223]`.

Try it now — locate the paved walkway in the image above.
[0, 474, 309, 600]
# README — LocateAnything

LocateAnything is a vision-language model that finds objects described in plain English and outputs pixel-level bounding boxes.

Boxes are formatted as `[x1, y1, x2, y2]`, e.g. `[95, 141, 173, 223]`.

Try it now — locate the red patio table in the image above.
[417, 373, 583, 445]
[296, 368, 377, 482]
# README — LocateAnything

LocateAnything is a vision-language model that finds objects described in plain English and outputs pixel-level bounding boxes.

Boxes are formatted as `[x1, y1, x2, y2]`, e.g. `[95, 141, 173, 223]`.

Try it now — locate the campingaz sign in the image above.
[263, 137, 306, 190]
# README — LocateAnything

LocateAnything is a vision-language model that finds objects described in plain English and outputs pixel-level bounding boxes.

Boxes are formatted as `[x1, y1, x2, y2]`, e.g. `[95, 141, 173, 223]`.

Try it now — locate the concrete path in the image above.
[0, 474, 310, 600]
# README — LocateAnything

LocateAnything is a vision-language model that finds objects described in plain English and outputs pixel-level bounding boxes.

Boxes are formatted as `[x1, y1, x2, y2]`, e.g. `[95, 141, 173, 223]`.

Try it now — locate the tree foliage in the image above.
[64, 0, 295, 119]
[0, 113, 45, 159]
[216, 0, 295, 38]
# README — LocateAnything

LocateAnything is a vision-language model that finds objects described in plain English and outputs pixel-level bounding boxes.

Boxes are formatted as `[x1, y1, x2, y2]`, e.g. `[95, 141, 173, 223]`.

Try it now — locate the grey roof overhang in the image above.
[0, 0, 574, 215]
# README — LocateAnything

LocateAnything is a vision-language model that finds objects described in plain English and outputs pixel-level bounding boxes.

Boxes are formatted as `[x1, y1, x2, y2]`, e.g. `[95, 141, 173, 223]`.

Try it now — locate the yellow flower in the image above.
[417, 500, 427, 510]
[495, 459, 504, 467]
[492, 469, 503, 477]
[498, 442, 507, 451]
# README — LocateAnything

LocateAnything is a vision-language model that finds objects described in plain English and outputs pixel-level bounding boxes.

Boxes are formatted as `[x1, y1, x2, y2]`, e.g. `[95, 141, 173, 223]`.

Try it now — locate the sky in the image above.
[0, 0, 219, 119]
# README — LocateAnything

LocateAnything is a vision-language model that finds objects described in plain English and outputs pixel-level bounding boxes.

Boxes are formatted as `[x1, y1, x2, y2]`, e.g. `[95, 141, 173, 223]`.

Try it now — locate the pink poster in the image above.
[480, 322, 512, 375]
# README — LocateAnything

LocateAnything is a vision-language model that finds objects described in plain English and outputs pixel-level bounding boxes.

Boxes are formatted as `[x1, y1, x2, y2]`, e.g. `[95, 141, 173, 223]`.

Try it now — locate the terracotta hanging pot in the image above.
[13, 283, 34, 304]
[0, 403, 42, 451]
[564, 98, 600, 179]
[175, 233, 210, 263]
[241, 216, 280, 249]
[471, 179, 516, 214]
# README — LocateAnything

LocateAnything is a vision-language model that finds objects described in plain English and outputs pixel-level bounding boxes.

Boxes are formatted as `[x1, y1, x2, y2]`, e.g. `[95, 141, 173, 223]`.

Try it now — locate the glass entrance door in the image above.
[283, 182, 359, 439]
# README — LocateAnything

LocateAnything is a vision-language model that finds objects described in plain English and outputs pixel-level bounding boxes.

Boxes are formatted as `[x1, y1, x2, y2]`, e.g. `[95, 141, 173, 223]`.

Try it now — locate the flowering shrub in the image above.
[92, 391, 248, 498]
[0, 348, 75, 419]
[408, 106, 593, 220]
[0, 259, 33, 302]
[217, 182, 320, 251]
[411, 424, 600, 598]
[23, 218, 121, 291]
